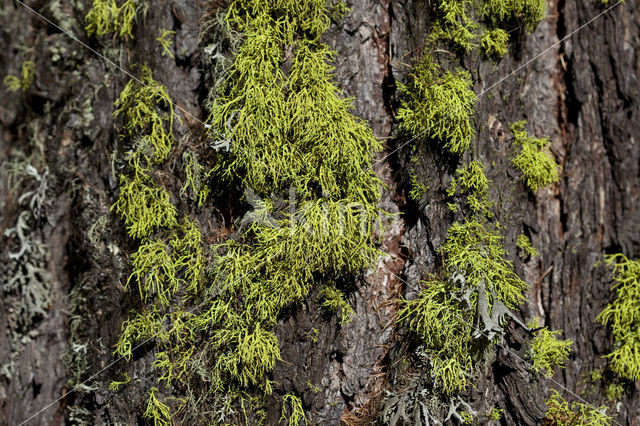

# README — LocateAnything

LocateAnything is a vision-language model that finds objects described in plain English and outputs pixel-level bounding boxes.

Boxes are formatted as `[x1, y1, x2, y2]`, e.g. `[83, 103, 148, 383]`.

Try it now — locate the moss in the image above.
[85, 0, 137, 38]
[527, 318, 573, 377]
[447, 160, 493, 217]
[544, 390, 612, 426]
[156, 28, 175, 58]
[596, 253, 640, 381]
[280, 393, 309, 426]
[510, 120, 560, 192]
[397, 55, 477, 155]
[482, 0, 547, 33]
[3, 60, 35, 92]
[516, 233, 538, 258]
[318, 285, 354, 326]
[481, 28, 509, 58]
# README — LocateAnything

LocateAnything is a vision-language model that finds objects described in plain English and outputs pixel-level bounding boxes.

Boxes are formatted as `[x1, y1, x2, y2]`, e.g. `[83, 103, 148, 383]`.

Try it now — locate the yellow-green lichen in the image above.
[156, 28, 175, 58]
[527, 318, 573, 377]
[319, 285, 354, 326]
[544, 390, 612, 426]
[516, 233, 538, 258]
[397, 55, 477, 155]
[511, 120, 560, 192]
[482, 0, 547, 33]
[3, 60, 35, 92]
[85, 0, 137, 38]
[447, 160, 493, 217]
[596, 253, 640, 381]
[481, 28, 509, 58]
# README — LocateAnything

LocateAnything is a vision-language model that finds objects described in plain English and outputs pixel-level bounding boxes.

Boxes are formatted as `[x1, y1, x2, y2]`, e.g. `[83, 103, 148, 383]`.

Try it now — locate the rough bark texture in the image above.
[1, 0, 639, 425]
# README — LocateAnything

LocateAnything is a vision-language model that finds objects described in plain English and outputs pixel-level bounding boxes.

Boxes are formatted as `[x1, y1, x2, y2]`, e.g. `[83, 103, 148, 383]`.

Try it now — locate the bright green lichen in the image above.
[447, 160, 493, 216]
[280, 393, 309, 426]
[397, 55, 477, 155]
[606, 383, 624, 401]
[3, 60, 35, 92]
[527, 318, 573, 378]
[487, 407, 504, 420]
[483, 0, 547, 33]
[85, 0, 137, 38]
[511, 120, 560, 192]
[544, 390, 612, 426]
[319, 285, 354, 326]
[481, 28, 509, 58]
[144, 387, 173, 426]
[111, 174, 177, 239]
[596, 253, 640, 381]
[180, 150, 210, 207]
[429, 0, 478, 51]
[108, 372, 131, 391]
[114, 64, 174, 165]
[408, 169, 429, 200]
[156, 28, 175, 58]
[516, 233, 538, 258]
[399, 220, 528, 394]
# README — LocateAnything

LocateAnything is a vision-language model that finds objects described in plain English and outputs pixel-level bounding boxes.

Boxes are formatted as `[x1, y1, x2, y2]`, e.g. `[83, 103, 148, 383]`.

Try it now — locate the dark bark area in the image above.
[0, 0, 639, 425]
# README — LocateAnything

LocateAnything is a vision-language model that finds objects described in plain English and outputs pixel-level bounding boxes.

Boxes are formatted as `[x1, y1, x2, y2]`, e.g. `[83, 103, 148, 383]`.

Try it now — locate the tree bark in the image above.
[1, 0, 638, 425]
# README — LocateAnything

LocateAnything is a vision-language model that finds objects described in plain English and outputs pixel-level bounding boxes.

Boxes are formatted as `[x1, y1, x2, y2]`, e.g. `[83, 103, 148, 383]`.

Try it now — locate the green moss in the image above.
[3, 61, 35, 92]
[596, 253, 640, 381]
[318, 285, 354, 326]
[527, 318, 573, 377]
[280, 393, 309, 425]
[544, 390, 612, 426]
[482, 0, 547, 33]
[516, 233, 538, 258]
[481, 28, 509, 58]
[510, 120, 560, 192]
[85, 0, 137, 38]
[397, 55, 477, 155]
[447, 160, 493, 216]
[156, 28, 175, 58]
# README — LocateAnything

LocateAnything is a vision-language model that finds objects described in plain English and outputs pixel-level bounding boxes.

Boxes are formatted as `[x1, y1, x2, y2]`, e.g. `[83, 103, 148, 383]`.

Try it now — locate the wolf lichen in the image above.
[596, 253, 640, 381]
[511, 120, 560, 192]
[180, 150, 210, 207]
[319, 285, 354, 326]
[399, 220, 528, 394]
[544, 390, 612, 426]
[527, 318, 573, 377]
[429, 0, 478, 51]
[144, 387, 172, 426]
[85, 0, 137, 38]
[3, 60, 35, 92]
[481, 28, 509, 58]
[483, 0, 547, 33]
[280, 393, 309, 426]
[447, 160, 493, 216]
[156, 28, 175, 58]
[516, 233, 538, 258]
[397, 55, 477, 155]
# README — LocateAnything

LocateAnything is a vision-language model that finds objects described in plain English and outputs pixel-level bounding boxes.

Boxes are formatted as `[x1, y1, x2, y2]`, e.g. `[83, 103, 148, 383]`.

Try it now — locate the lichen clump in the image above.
[511, 120, 560, 192]
[399, 220, 528, 394]
[596, 253, 640, 381]
[544, 390, 612, 426]
[85, 0, 137, 38]
[447, 160, 493, 216]
[397, 56, 477, 155]
[527, 318, 573, 377]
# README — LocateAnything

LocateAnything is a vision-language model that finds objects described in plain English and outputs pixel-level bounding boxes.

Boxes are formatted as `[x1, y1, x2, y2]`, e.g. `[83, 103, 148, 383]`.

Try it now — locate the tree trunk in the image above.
[1, 0, 638, 425]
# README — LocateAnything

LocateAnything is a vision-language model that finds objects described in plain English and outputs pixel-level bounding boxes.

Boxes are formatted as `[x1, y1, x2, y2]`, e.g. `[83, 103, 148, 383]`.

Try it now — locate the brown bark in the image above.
[0, 0, 638, 424]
